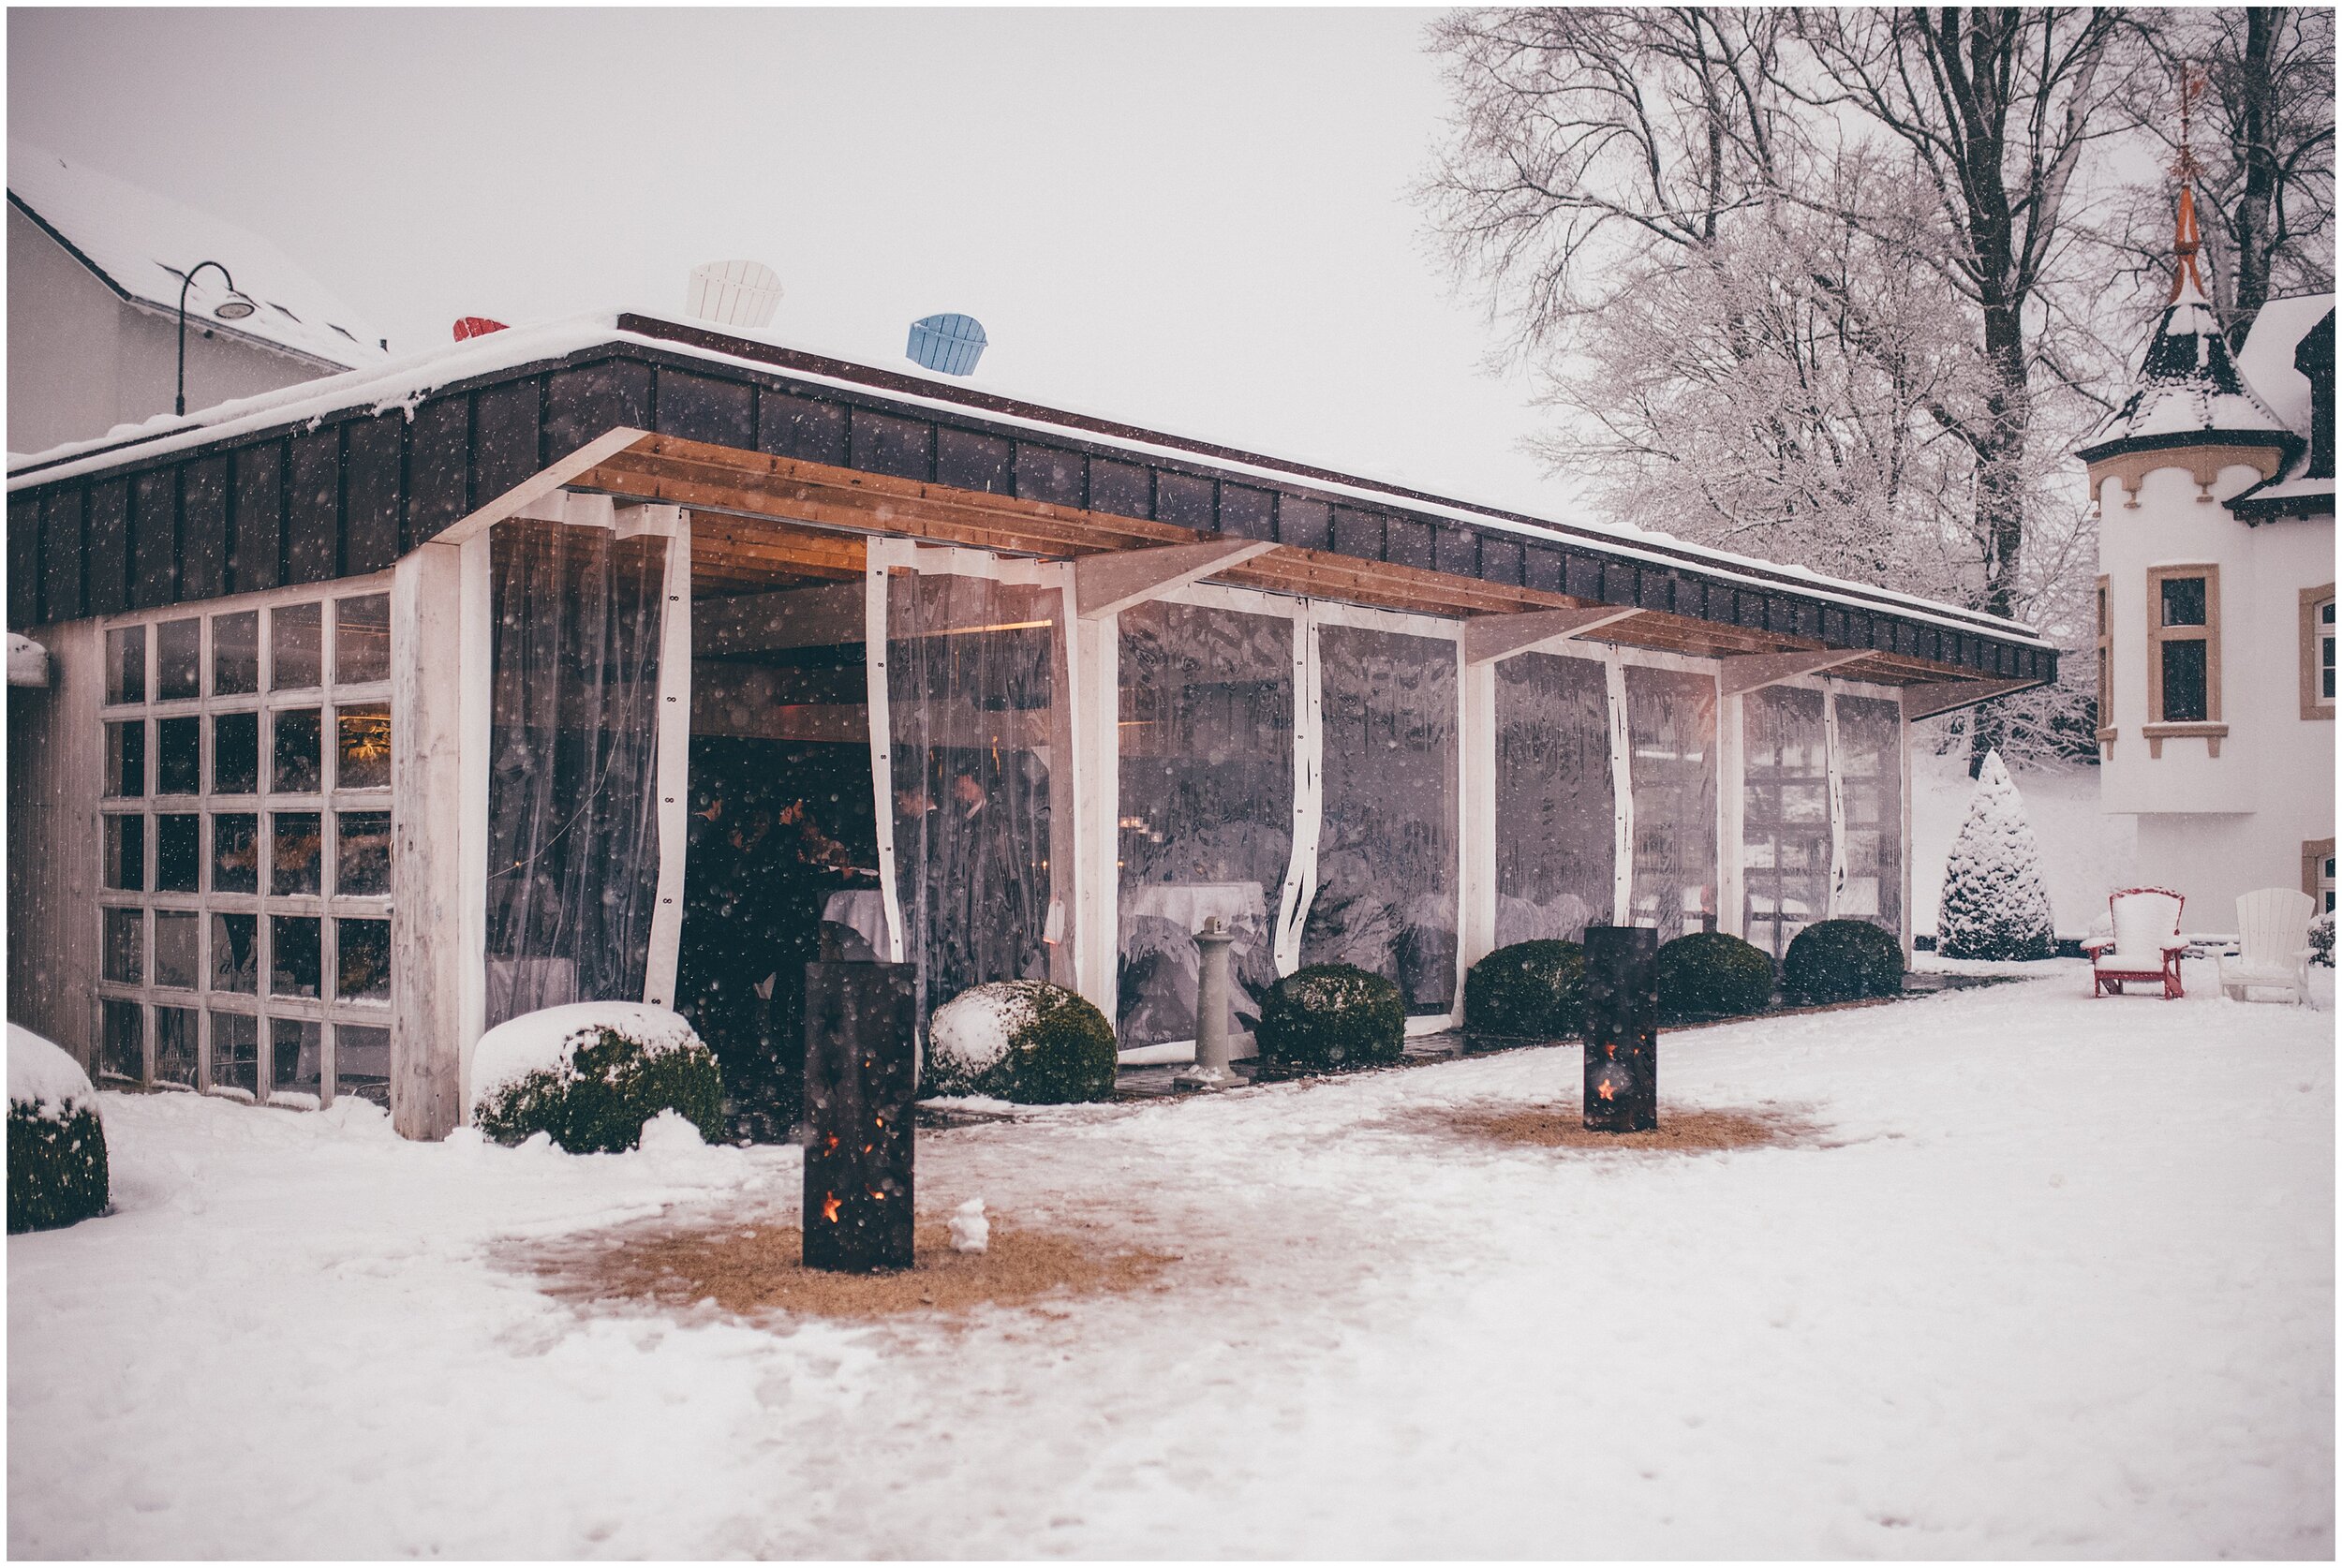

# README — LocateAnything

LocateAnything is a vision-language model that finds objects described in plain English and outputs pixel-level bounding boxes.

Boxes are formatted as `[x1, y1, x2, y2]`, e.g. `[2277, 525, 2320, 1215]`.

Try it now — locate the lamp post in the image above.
[175, 259, 257, 417]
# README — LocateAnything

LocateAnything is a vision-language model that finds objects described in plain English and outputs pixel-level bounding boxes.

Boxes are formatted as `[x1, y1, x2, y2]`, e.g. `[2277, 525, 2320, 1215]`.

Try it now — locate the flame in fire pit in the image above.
[821, 1193, 842, 1224]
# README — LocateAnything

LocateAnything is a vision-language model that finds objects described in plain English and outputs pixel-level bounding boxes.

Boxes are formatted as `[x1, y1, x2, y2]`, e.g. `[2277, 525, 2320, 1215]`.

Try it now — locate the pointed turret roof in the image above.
[2078, 185, 2294, 464]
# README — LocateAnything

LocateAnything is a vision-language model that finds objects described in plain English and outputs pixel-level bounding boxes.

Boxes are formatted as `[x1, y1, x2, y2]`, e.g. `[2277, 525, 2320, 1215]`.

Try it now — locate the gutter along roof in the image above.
[5, 312, 2055, 701]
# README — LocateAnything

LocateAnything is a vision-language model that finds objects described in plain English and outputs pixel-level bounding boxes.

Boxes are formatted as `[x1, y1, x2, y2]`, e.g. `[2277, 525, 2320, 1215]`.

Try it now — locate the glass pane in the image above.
[210, 1012, 259, 1096]
[2159, 576, 2207, 628]
[100, 999, 144, 1081]
[1115, 601, 1294, 1049]
[107, 720, 146, 798]
[156, 618, 201, 700]
[107, 626, 147, 704]
[103, 907, 143, 984]
[334, 1024, 391, 1106]
[886, 570, 1059, 1025]
[271, 1018, 321, 1101]
[335, 703, 392, 790]
[1741, 686, 1830, 961]
[337, 811, 391, 896]
[155, 1006, 197, 1087]
[482, 522, 668, 1028]
[1303, 624, 1460, 1013]
[270, 915, 320, 998]
[1624, 665, 1718, 941]
[1494, 651, 1614, 947]
[273, 709, 322, 792]
[2160, 640, 2208, 722]
[1835, 694, 1904, 938]
[153, 910, 199, 989]
[337, 918, 391, 1002]
[272, 602, 323, 689]
[212, 813, 259, 895]
[271, 813, 322, 895]
[335, 594, 392, 684]
[212, 712, 259, 793]
[156, 716, 200, 795]
[212, 610, 260, 695]
[104, 814, 146, 892]
[156, 813, 200, 893]
[209, 912, 258, 993]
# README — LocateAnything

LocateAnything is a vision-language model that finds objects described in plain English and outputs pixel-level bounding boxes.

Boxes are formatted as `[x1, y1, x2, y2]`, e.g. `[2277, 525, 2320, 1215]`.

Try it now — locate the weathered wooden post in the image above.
[1581, 925, 1658, 1133]
[802, 960, 918, 1272]
[1174, 916, 1238, 1092]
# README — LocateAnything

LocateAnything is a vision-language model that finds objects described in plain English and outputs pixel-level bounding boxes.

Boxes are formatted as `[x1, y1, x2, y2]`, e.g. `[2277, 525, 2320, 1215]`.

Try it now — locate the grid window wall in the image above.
[95, 584, 394, 1107]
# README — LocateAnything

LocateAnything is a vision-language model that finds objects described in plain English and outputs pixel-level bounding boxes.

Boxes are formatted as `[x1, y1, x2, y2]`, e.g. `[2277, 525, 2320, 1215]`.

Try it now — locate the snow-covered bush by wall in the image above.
[926, 981, 1118, 1104]
[1937, 750, 2058, 961]
[2311, 913, 2334, 969]
[471, 1002, 724, 1153]
[8, 1024, 109, 1234]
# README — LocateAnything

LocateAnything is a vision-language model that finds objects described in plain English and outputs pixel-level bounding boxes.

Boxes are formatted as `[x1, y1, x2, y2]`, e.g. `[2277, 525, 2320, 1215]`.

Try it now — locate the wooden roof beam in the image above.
[1719, 649, 1867, 697]
[1899, 677, 2042, 720]
[1462, 605, 1641, 665]
[1075, 538, 1276, 619]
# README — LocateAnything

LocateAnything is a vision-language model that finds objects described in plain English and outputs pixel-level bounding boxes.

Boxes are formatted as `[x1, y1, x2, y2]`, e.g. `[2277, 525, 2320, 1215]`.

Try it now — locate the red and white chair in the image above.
[2082, 887, 2187, 999]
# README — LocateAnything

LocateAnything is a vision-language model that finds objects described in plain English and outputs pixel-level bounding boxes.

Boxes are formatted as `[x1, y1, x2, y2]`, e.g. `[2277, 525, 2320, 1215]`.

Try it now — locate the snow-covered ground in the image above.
[1913, 748, 2135, 939]
[10, 961, 2331, 1559]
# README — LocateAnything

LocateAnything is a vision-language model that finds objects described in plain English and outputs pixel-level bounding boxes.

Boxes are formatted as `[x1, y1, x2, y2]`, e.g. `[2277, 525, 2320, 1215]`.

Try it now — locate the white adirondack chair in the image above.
[2218, 888, 2317, 1005]
[2083, 887, 2187, 998]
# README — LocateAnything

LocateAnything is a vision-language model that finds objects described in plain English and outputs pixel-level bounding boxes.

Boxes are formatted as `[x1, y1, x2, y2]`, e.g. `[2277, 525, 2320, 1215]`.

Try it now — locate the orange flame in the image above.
[1597, 1078, 1617, 1102]
[821, 1193, 842, 1223]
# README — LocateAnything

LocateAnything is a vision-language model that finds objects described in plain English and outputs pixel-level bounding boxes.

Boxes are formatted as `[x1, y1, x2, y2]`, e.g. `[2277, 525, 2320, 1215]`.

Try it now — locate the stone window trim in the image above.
[2095, 574, 2115, 749]
[2145, 563, 2222, 756]
[94, 580, 393, 1106]
[2305, 837, 2336, 912]
[2302, 584, 2335, 720]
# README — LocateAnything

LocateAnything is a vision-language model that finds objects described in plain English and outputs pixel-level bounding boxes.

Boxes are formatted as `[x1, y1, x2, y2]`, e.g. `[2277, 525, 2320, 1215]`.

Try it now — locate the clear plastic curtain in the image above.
[1740, 685, 1831, 959]
[1303, 624, 1459, 1013]
[1833, 694, 1904, 936]
[1493, 650, 1614, 945]
[886, 571, 1057, 1025]
[482, 520, 667, 1027]
[1624, 665, 1718, 939]
[1116, 600, 1296, 1047]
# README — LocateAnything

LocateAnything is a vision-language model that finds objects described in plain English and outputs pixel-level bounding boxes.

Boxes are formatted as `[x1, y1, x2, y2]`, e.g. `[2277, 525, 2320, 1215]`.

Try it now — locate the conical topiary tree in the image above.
[1936, 749, 2057, 960]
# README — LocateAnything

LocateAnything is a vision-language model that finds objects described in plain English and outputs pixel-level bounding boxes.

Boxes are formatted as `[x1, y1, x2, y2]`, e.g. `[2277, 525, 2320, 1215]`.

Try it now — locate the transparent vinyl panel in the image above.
[1833, 694, 1904, 938]
[482, 521, 668, 1028]
[1741, 686, 1830, 960]
[886, 571, 1060, 1025]
[1493, 651, 1614, 946]
[1302, 624, 1459, 1013]
[1116, 600, 1296, 1048]
[1624, 666, 1718, 940]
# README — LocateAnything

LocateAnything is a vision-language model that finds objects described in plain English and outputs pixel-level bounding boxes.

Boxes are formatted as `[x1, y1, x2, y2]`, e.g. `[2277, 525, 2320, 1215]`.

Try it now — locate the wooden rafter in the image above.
[1462, 606, 1642, 664]
[1719, 649, 1866, 697]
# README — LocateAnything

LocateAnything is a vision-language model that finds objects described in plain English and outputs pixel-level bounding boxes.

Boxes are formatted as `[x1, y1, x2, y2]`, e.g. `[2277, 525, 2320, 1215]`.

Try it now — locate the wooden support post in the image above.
[1582, 925, 1657, 1133]
[1461, 605, 1639, 665]
[803, 960, 918, 1273]
[1718, 649, 1864, 697]
[1074, 539, 1273, 619]
[391, 541, 469, 1139]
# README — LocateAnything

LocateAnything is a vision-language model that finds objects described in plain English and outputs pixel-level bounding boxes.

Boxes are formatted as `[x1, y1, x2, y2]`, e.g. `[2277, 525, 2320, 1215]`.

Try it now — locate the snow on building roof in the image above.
[2077, 275, 2293, 459]
[7, 141, 390, 372]
[2233, 293, 2334, 438]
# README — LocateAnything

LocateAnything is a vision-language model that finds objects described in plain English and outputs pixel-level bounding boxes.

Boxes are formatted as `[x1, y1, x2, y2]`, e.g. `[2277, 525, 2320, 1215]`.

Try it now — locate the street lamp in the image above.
[175, 259, 258, 417]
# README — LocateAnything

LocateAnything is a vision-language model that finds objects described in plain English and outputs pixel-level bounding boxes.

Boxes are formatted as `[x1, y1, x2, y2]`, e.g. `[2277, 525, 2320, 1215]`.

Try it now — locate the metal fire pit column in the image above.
[803, 960, 918, 1272]
[1582, 925, 1658, 1132]
[1174, 916, 1238, 1092]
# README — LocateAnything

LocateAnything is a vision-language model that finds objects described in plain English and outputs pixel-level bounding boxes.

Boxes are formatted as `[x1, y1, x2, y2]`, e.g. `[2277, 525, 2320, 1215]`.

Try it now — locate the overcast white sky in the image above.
[9, 7, 1587, 516]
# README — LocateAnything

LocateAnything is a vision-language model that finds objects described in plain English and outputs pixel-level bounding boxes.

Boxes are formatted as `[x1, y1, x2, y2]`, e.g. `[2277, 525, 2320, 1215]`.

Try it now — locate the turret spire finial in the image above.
[2169, 67, 2210, 303]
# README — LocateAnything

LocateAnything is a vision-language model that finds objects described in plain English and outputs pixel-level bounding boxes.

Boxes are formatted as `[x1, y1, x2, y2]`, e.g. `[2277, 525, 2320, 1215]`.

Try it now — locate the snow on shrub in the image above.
[471, 1002, 724, 1153]
[926, 981, 1118, 1104]
[1255, 963, 1405, 1072]
[1654, 931, 1775, 1023]
[1463, 939, 1586, 1040]
[1937, 749, 2057, 961]
[1782, 920, 1905, 1006]
[2311, 913, 2335, 969]
[8, 1025, 109, 1235]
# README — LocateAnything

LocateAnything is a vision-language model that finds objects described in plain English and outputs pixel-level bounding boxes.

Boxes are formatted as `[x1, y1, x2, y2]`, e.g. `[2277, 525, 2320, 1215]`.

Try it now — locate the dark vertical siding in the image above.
[343, 415, 402, 576]
[1276, 496, 1330, 550]
[1088, 459, 1151, 521]
[7, 494, 37, 629]
[1385, 515, 1432, 570]
[474, 378, 543, 501]
[1332, 507, 1386, 561]
[180, 458, 230, 602]
[545, 360, 651, 456]
[934, 428, 1012, 494]
[1526, 545, 1565, 595]
[1219, 483, 1273, 540]
[38, 488, 83, 624]
[653, 369, 753, 451]
[1433, 525, 1478, 579]
[130, 469, 177, 609]
[852, 408, 932, 482]
[1153, 471, 1216, 530]
[285, 427, 340, 586]
[1564, 554, 1600, 599]
[1012, 444, 1084, 508]
[407, 397, 470, 543]
[86, 479, 129, 615]
[230, 444, 285, 592]
[757, 392, 849, 466]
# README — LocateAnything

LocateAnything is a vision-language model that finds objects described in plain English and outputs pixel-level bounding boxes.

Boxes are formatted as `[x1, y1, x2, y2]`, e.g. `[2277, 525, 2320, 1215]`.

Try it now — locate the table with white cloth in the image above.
[821, 889, 890, 964]
[1118, 880, 1272, 1048]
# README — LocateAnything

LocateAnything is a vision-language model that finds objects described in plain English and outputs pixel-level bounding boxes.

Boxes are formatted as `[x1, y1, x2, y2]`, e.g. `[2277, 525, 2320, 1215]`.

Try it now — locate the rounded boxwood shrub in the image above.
[1463, 940, 1586, 1040]
[926, 981, 1118, 1104]
[8, 1025, 110, 1235]
[472, 1003, 725, 1153]
[1782, 919, 1905, 1006]
[1256, 963, 1406, 1072]
[1654, 931, 1775, 1023]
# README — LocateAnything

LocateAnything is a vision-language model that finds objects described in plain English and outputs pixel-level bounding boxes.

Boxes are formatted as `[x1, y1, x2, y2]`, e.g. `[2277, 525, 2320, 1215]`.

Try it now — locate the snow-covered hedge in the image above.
[926, 981, 1118, 1104]
[1463, 939, 1586, 1041]
[1938, 749, 2057, 961]
[471, 1002, 725, 1153]
[1256, 963, 1405, 1072]
[1782, 920, 1905, 1006]
[1655, 932, 1775, 1023]
[8, 1025, 109, 1234]
[2311, 913, 2334, 969]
